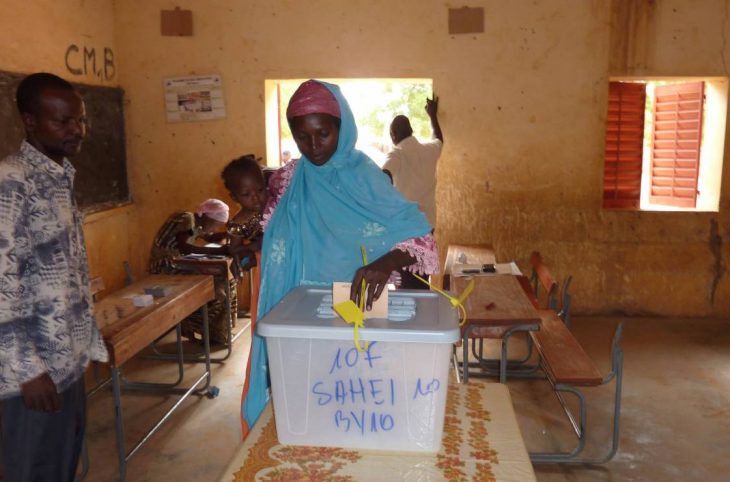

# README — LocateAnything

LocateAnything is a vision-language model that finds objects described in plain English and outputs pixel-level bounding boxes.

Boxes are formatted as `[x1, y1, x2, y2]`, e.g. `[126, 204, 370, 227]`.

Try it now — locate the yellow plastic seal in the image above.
[332, 246, 372, 352]
[333, 300, 369, 352]
[413, 274, 474, 327]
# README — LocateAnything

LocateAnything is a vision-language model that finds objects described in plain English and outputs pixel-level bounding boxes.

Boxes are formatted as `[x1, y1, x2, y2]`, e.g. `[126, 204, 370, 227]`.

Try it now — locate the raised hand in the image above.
[425, 95, 439, 118]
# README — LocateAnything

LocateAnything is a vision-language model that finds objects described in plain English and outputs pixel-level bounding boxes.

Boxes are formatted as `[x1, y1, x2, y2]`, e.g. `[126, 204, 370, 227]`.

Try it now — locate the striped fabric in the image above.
[148, 211, 197, 274]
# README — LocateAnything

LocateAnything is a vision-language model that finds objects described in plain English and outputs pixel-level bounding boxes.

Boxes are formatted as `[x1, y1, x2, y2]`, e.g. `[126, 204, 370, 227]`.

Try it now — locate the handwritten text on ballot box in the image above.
[258, 287, 459, 452]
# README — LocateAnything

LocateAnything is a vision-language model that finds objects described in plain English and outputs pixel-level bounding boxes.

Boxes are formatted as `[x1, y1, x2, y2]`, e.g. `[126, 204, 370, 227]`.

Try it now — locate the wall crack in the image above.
[708, 218, 725, 306]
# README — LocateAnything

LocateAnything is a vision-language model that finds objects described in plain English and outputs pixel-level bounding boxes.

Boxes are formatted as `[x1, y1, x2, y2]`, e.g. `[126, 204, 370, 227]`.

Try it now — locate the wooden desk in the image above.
[173, 255, 233, 279]
[96, 274, 215, 481]
[452, 274, 541, 383]
[219, 380, 536, 482]
[443, 244, 496, 290]
[172, 256, 242, 361]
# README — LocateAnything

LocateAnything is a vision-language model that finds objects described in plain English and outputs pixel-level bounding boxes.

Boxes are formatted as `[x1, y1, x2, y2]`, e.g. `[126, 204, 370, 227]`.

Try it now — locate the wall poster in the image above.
[164, 74, 225, 122]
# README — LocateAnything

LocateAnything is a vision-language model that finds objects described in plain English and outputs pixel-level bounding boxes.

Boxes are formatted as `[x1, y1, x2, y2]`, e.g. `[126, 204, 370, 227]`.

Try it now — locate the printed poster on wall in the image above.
[164, 74, 225, 122]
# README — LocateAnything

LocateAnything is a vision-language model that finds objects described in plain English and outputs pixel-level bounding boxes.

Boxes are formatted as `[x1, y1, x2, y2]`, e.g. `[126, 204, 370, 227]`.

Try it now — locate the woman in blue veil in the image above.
[241, 80, 438, 435]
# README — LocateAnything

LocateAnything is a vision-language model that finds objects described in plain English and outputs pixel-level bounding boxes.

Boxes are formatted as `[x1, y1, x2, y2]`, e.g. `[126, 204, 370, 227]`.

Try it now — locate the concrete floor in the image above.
[81, 316, 730, 482]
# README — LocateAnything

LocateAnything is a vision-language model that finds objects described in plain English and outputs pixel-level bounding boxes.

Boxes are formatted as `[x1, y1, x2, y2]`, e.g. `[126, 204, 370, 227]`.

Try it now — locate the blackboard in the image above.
[0, 70, 129, 212]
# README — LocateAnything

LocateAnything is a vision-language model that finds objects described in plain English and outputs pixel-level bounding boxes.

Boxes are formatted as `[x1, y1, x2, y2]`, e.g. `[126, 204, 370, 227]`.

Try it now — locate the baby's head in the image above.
[195, 198, 229, 233]
[222, 154, 268, 213]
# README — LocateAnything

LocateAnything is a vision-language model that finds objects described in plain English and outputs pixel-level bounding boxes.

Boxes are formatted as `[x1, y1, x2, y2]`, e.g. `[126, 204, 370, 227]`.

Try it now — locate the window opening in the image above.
[265, 79, 433, 168]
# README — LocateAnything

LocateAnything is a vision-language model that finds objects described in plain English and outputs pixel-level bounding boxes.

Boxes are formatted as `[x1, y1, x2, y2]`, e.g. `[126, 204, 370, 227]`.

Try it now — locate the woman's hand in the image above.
[227, 243, 251, 280]
[350, 249, 416, 310]
[226, 236, 262, 279]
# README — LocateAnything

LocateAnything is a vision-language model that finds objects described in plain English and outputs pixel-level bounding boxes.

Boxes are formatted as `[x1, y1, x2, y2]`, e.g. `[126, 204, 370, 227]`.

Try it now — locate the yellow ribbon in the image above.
[332, 246, 371, 352]
[334, 248, 473, 349]
[333, 300, 369, 352]
[413, 273, 474, 327]
[359, 246, 368, 312]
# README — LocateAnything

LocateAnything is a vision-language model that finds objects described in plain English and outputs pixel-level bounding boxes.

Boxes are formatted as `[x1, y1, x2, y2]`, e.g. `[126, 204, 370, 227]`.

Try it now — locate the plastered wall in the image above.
[2, 0, 728, 316]
[0, 0, 134, 293]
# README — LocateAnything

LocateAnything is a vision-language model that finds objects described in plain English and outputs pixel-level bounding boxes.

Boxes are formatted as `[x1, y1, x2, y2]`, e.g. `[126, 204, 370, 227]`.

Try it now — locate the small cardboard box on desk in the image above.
[257, 284, 459, 452]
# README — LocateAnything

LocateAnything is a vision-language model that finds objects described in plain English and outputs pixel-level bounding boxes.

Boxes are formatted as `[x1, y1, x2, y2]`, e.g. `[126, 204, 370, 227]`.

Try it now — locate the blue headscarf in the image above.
[243, 80, 432, 430]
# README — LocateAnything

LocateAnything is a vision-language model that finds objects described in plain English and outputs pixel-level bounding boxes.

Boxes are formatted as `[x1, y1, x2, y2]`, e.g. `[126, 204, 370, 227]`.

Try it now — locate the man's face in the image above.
[23, 88, 87, 162]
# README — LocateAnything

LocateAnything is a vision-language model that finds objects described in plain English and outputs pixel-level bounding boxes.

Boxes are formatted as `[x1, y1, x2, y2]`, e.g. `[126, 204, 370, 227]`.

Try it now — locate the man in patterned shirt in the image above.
[0, 73, 108, 481]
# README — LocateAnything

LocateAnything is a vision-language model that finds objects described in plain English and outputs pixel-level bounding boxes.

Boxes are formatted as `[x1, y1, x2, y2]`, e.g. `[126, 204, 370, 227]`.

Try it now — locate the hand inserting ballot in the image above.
[350, 249, 416, 310]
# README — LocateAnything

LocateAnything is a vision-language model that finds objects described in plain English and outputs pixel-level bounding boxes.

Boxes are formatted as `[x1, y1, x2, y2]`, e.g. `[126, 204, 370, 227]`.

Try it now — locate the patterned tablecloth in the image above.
[219, 380, 536, 482]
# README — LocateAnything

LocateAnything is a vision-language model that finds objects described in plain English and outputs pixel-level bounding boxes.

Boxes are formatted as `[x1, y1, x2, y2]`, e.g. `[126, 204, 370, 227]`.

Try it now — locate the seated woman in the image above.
[149, 199, 237, 344]
[241, 79, 438, 437]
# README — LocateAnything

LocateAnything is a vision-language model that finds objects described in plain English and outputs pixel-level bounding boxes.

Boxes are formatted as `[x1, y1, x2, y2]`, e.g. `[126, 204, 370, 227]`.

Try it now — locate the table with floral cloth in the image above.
[219, 380, 535, 482]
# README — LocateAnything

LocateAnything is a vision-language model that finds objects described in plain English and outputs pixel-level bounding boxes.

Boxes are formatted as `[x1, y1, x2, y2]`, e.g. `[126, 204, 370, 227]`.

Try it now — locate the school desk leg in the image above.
[201, 304, 212, 391]
[111, 367, 127, 482]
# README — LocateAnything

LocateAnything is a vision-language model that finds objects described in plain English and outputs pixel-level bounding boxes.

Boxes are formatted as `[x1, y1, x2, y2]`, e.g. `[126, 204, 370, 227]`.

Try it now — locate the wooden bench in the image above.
[531, 313, 602, 386]
[529, 252, 558, 309]
[527, 252, 624, 465]
[528, 252, 599, 383]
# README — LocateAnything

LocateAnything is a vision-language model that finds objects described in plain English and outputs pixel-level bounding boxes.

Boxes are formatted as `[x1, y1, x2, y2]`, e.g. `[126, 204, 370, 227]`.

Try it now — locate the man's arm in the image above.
[426, 95, 443, 143]
[382, 150, 402, 186]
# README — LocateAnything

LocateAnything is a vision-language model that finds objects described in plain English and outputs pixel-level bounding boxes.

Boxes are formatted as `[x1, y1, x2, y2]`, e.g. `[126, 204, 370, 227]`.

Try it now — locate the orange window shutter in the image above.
[603, 82, 646, 209]
[649, 81, 704, 208]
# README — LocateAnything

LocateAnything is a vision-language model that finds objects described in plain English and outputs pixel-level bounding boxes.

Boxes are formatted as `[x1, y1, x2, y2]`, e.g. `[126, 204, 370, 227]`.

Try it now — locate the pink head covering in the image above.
[286, 79, 341, 120]
[195, 198, 229, 223]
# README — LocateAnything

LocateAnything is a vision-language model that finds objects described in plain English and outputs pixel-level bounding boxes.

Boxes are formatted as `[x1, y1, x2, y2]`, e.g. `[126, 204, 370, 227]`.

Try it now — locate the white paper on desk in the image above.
[121, 293, 154, 306]
[181, 253, 226, 260]
[453, 262, 522, 277]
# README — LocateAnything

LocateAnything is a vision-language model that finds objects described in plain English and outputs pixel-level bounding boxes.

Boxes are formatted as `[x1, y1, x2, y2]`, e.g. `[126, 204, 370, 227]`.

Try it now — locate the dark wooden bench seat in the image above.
[530, 310, 602, 386]
[525, 252, 625, 465]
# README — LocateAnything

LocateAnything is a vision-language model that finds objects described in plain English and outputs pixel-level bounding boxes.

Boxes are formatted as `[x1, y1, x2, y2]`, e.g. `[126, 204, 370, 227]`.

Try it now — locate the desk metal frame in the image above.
[461, 322, 540, 383]
[111, 309, 212, 481]
[530, 322, 624, 464]
[155, 257, 245, 363]
[453, 275, 541, 384]
[83, 275, 216, 481]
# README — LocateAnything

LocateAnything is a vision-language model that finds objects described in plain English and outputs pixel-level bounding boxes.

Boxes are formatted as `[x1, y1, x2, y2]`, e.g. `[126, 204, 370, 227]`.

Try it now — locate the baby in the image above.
[221, 154, 268, 272]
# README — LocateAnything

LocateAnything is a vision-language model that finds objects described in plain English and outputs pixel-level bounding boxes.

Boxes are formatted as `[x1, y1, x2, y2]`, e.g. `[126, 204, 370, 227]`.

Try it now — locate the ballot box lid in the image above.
[257, 286, 459, 343]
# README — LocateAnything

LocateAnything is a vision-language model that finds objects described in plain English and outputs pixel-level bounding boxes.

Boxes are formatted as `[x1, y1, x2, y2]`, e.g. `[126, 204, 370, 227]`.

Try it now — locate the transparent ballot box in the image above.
[258, 287, 459, 452]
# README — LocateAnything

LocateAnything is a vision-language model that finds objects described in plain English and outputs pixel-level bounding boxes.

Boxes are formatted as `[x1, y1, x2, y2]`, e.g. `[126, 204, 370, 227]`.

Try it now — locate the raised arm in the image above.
[426, 95, 443, 143]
